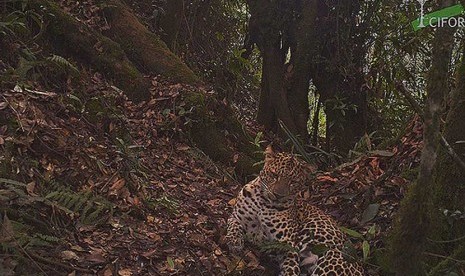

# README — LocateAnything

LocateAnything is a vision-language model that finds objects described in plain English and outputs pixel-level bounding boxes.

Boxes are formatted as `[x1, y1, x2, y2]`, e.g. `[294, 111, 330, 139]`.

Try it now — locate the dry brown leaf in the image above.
[60, 250, 79, 261]
[109, 178, 125, 196]
[316, 175, 338, 182]
[228, 198, 237, 206]
[102, 266, 113, 276]
[85, 252, 106, 264]
[0, 214, 14, 242]
[0, 102, 8, 110]
[26, 182, 38, 196]
[118, 268, 132, 276]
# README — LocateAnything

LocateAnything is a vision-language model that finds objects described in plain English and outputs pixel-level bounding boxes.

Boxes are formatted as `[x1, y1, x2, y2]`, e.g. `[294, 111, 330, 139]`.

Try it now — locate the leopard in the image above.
[225, 145, 364, 276]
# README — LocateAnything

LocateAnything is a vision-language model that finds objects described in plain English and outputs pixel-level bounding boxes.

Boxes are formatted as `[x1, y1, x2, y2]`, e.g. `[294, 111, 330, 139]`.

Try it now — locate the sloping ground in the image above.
[0, 75, 239, 275]
[1, 70, 422, 275]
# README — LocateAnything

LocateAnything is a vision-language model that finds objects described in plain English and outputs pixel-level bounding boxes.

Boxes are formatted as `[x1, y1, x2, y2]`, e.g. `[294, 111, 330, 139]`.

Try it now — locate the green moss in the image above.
[33, 0, 150, 101]
[184, 92, 207, 113]
[400, 167, 419, 181]
[182, 91, 261, 178]
[100, 0, 199, 84]
[386, 180, 430, 275]
[428, 244, 465, 275]
[372, 248, 394, 275]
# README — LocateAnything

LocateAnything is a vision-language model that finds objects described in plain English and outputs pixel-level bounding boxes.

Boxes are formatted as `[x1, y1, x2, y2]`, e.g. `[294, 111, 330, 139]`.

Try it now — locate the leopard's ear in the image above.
[264, 144, 275, 164]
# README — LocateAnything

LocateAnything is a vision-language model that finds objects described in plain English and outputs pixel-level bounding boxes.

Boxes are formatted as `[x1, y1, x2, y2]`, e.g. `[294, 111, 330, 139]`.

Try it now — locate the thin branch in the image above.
[423, 251, 465, 264]
[25, 249, 94, 273]
[396, 82, 465, 172]
[427, 234, 465, 244]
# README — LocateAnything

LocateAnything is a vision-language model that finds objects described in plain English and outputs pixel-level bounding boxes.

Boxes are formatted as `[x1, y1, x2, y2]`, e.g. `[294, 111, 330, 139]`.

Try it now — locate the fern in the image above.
[146, 195, 180, 215]
[0, 178, 28, 187]
[28, 233, 60, 248]
[44, 187, 113, 225]
[46, 54, 80, 75]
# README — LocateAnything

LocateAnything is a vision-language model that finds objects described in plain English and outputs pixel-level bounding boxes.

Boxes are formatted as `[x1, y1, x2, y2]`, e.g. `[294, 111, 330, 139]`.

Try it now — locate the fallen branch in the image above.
[396, 82, 465, 172]
[25, 249, 94, 273]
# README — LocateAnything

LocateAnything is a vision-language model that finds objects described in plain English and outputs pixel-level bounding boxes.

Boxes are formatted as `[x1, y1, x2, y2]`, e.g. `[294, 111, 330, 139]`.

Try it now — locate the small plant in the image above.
[146, 195, 180, 215]
[340, 224, 377, 263]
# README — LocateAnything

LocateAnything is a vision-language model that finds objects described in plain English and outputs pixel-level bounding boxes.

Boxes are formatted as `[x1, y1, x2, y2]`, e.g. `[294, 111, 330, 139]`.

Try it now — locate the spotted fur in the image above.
[226, 146, 364, 276]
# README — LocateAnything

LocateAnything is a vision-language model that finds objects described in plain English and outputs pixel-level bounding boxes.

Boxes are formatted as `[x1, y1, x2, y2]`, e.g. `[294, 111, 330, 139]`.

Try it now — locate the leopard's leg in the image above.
[279, 251, 300, 276]
[225, 214, 245, 254]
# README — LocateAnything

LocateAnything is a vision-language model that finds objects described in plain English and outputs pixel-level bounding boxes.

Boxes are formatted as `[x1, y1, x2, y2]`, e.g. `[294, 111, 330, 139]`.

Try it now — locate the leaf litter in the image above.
[0, 69, 423, 275]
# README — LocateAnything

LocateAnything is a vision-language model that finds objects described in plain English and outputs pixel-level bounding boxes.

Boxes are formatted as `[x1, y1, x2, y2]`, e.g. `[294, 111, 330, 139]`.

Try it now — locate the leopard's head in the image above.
[259, 145, 316, 201]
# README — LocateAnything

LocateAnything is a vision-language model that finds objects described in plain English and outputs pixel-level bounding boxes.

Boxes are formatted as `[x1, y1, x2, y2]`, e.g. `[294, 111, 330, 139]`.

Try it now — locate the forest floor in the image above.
[0, 72, 422, 275]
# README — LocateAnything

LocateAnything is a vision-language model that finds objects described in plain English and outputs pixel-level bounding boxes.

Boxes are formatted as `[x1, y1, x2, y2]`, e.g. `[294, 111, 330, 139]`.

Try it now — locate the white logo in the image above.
[416, 0, 428, 28]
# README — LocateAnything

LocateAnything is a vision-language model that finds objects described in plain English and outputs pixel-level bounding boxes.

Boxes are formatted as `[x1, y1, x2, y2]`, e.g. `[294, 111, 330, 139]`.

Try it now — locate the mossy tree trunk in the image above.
[427, 41, 465, 275]
[33, 0, 151, 101]
[388, 18, 456, 275]
[27, 0, 259, 177]
[100, 0, 198, 85]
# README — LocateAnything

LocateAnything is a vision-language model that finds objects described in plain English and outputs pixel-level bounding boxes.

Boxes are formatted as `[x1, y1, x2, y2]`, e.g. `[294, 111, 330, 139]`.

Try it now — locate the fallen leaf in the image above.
[85, 252, 106, 264]
[167, 256, 175, 269]
[118, 268, 132, 276]
[109, 178, 125, 196]
[316, 175, 338, 182]
[0, 102, 8, 110]
[369, 150, 395, 157]
[0, 214, 14, 242]
[228, 198, 237, 206]
[26, 182, 38, 196]
[61, 250, 79, 261]
[146, 215, 155, 223]
[361, 203, 380, 224]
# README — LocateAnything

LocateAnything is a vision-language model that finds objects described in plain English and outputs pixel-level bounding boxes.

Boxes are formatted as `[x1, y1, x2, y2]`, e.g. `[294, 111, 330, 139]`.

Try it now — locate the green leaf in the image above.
[167, 256, 175, 269]
[278, 119, 313, 164]
[362, 240, 370, 261]
[361, 203, 380, 224]
[339, 226, 363, 239]
[367, 224, 376, 238]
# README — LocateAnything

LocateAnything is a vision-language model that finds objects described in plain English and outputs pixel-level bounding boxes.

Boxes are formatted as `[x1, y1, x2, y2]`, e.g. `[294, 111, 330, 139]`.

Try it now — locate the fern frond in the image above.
[46, 54, 80, 75]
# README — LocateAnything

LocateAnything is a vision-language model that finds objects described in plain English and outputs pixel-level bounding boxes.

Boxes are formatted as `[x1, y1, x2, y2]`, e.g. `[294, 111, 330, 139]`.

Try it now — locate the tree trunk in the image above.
[388, 22, 455, 275]
[311, 0, 367, 154]
[28, 0, 259, 177]
[159, 0, 184, 50]
[427, 42, 465, 275]
[101, 0, 198, 85]
[286, 0, 318, 140]
[257, 45, 297, 134]
[34, 0, 151, 101]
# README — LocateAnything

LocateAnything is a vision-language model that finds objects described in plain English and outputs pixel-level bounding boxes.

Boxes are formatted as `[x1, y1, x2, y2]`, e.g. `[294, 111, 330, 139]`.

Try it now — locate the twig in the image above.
[1, 94, 24, 131]
[423, 251, 465, 264]
[25, 249, 94, 273]
[427, 234, 465, 244]
[396, 82, 465, 172]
